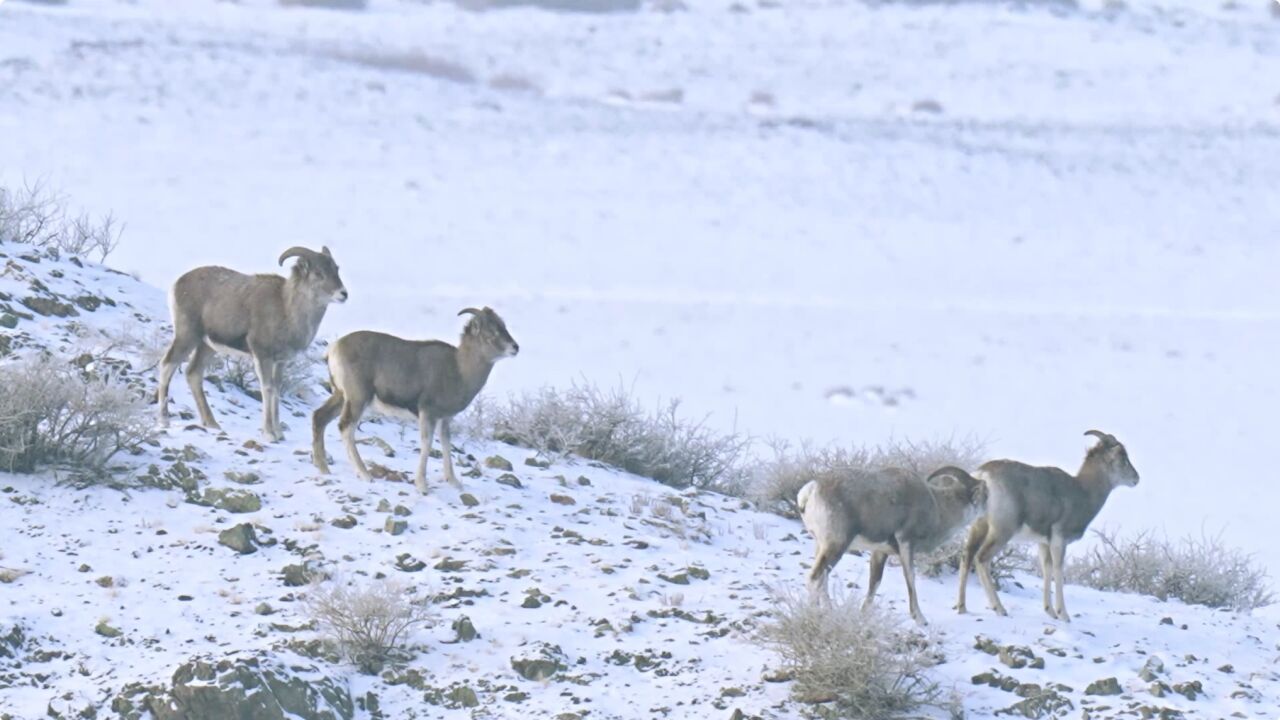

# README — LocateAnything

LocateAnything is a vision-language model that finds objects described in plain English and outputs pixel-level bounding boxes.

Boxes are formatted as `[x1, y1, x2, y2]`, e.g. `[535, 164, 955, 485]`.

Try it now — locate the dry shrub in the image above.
[0, 355, 151, 474]
[0, 182, 122, 261]
[752, 436, 985, 517]
[305, 578, 435, 674]
[1067, 528, 1274, 611]
[759, 589, 948, 718]
[462, 382, 749, 491]
[279, 0, 368, 9]
[918, 533, 1034, 587]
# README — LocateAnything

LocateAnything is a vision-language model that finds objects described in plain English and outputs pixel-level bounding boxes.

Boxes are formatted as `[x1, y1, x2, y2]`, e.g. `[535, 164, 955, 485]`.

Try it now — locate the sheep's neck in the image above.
[456, 342, 495, 398]
[1073, 461, 1117, 521]
[283, 278, 329, 347]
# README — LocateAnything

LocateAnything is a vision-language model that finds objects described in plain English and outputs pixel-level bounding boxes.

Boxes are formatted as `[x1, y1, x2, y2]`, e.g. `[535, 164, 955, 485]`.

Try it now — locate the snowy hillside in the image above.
[2, 0, 1279, 582]
[2, 245, 1280, 719]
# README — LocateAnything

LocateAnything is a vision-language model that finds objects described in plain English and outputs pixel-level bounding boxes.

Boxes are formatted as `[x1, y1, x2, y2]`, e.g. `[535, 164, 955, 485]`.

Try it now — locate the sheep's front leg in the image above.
[438, 418, 461, 488]
[415, 409, 437, 495]
[254, 356, 281, 442]
[897, 539, 927, 626]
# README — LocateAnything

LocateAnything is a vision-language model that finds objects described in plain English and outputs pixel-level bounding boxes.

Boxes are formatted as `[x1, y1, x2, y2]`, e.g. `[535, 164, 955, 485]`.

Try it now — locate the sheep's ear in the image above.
[321, 246, 332, 257]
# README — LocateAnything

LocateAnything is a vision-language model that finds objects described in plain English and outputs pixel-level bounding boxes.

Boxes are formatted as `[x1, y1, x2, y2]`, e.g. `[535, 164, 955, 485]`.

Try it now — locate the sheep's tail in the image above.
[796, 480, 818, 515]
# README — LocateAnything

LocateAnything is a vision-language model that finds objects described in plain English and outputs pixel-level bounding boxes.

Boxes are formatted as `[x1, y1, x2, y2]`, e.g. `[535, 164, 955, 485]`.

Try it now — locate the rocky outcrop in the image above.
[112, 654, 353, 720]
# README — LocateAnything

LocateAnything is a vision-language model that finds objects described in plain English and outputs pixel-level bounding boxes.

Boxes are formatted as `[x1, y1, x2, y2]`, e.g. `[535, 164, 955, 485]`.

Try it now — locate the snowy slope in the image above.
[2, 245, 1280, 719]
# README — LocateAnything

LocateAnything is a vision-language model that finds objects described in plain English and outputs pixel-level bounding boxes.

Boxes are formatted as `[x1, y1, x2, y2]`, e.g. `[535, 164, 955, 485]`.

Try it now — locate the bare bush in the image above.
[0, 355, 152, 474]
[1067, 528, 1274, 611]
[918, 534, 1034, 588]
[759, 589, 947, 718]
[752, 436, 985, 517]
[279, 0, 368, 9]
[0, 182, 122, 261]
[211, 350, 319, 402]
[305, 578, 435, 674]
[462, 381, 749, 490]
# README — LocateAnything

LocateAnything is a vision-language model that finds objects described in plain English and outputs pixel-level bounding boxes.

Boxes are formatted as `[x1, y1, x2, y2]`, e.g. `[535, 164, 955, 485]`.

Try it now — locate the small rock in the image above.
[1140, 656, 1165, 682]
[95, 576, 114, 588]
[511, 643, 567, 681]
[255, 603, 275, 616]
[451, 616, 477, 642]
[459, 493, 480, 507]
[449, 685, 479, 708]
[549, 493, 576, 506]
[1085, 677, 1122, 696]
[223, 470, 261, 485]
[217, 523, 258, 554]
[376, 499, 392, 513]
[1218, 663, 1234, 674]
[524, 457, 550, 469]
[434, 557, 467, 572]
[201, 488, 262, 514]
[485, 456, 514, 472]
[393, 505, 411, 517]
[385, 518, 408, 536]
[659, 572, 690, 585]
[281, 564, 312, 587]
[330, 515, 357, 529]
[94, 621, 122, 638]
[1172, 680, 1202, 701]
[522, 596, 542, 609]
[395, 554, 426, 573]
[576, 476, 591, 486]
[496, 473, 522, 489]
[686, 566, 711, 581]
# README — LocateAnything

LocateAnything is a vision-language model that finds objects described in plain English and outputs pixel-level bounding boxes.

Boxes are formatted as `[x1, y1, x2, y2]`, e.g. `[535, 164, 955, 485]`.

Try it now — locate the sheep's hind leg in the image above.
[311, 391, 343, 474]
[438, 418, 461, 487]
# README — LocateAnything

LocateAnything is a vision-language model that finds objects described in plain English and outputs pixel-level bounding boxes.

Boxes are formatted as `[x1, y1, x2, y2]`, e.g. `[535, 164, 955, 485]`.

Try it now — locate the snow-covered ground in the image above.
[2, 245, 1279, 719]
[2, 0, 1280, 715]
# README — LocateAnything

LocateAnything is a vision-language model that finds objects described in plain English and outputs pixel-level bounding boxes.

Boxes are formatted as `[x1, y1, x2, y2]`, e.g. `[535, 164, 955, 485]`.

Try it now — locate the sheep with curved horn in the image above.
[157, 246, 348, 441]
[797, 465, 985, 625]
[954, 430, 1140, 621]
[312, 306, 519, 495]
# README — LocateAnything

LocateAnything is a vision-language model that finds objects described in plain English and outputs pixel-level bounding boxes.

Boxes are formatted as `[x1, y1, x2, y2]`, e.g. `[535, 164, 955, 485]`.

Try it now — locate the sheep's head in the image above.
[280, 246, 348, 304]
[459, 306, 519, 360]
[1084, 430, 1140, 488]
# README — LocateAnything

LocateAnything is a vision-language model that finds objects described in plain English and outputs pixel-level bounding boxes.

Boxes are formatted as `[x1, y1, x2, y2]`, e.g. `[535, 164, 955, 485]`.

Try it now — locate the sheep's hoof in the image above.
[954, 603, 967, 614]
[1057, 610, 1071, 623]
[993, 607, 1008, 617]
[313, 460, 331, 475]
[414, 480, 429, 495]
[444, 475, 462, 489]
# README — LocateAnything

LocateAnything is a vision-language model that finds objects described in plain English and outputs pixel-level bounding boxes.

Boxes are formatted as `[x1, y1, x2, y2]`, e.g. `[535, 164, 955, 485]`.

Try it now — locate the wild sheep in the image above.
[312, 307, 519, 495]
[798, 466, 985, 625]
[157, 246, 347, 441]
[954, 430, 1140, 622]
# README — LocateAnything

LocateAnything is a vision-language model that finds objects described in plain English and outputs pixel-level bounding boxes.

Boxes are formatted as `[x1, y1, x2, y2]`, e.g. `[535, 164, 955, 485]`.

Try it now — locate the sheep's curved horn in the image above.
[457, 307, 482, 317]
[278, 246, 314, 266]
[1084, 429, 1115, 445]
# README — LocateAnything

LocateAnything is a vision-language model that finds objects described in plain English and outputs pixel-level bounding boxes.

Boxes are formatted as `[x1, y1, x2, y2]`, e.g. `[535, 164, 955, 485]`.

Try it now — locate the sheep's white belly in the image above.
[850, 535, 897, 555]
[372, 398, 420, 423]
[206, 340, 252, 359]
[1014, 527, 1050, 544]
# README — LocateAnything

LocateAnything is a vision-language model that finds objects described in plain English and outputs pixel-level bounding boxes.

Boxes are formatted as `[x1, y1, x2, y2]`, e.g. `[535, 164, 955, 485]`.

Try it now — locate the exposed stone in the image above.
[451, 616, 477, 643]
[21, 296, 77, 318]
[459, 493, 480, 507]
[510, 642, 567, 682]
[224, 471, 262, 485]
[1140, 656, 1165, 682]
[447, 685, 479, 708]
[218, 523, 258, 554]
[95, 621, 123, 638]
[281, 564, 313, 587]
[392, 505, 411, 517]
[485, 456, 513, 472]
[434, 558, 467, 572]
[1171, 680, 1202, 701]
[395, 554, 426, 573]
[330, 515, 357, 529]
[524, 457, 550, 469]
[200, 488, 263, 514]
[117, 654, 353, 720]
[384, 518, 407, 536]
[549, 493, 576, 506]
[495, 473, 522, 489]
[658, 572, 690, 585]
[1085, 677, 1122, 696]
